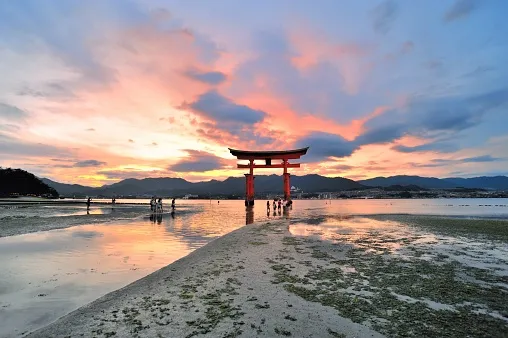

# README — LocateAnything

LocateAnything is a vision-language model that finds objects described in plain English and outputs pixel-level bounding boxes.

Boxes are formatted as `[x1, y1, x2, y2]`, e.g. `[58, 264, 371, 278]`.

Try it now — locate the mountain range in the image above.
[40, 174, 508, 197]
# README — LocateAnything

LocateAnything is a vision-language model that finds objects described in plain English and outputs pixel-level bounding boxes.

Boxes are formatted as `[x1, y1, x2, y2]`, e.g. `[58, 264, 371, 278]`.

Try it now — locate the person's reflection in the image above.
[267, 209, 270, 217]
[86, 209, 90, 215]
[149, 213, 155, 223]
[171, 210, 175, 219]
[157, 213, 163, 224]
[277, 208, 282, 216]
[246, 207, 254, 225]
[273, 209, 277, 217]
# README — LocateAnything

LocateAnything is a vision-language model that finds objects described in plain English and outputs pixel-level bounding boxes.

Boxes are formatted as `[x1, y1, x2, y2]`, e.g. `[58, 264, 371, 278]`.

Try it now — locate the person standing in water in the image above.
[86, 197, 91, 210]
[171, 198, 176, 210]
[157, 198, 163, 213]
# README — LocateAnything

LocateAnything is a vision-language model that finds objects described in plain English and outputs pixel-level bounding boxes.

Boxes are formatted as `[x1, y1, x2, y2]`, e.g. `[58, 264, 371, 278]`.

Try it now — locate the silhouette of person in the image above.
[86, 197, 91, 210]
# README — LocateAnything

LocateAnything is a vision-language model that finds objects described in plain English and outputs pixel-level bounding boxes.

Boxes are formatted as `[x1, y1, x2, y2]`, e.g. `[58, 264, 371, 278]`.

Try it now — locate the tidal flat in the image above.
[28, 215, 508, 338]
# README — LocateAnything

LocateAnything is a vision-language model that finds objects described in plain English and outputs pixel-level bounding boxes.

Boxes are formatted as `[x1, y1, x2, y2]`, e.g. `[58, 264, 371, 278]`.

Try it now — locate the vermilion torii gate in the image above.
[228, 147, 309, 206]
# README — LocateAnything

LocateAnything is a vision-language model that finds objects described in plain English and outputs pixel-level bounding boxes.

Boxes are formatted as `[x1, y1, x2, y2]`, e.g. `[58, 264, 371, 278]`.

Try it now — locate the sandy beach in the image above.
[27, 215, 508, 338]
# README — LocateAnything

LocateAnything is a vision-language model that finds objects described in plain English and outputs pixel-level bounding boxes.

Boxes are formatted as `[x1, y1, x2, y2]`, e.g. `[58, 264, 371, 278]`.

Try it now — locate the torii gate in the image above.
[228, 147, 309, 206]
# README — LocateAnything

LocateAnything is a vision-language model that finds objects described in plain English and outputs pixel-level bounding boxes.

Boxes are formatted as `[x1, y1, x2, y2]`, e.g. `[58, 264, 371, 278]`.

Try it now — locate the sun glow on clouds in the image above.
[1, 0, 507, 185]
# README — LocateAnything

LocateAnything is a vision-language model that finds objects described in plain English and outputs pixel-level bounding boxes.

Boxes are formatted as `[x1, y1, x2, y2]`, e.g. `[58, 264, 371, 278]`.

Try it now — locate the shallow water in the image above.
[2, 198, 508, 220]
[0, 199, 508, 337]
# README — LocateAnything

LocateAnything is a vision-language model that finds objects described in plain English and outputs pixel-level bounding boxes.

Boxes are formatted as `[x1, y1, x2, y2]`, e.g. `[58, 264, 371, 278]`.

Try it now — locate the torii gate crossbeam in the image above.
[228, 147, 309, 206]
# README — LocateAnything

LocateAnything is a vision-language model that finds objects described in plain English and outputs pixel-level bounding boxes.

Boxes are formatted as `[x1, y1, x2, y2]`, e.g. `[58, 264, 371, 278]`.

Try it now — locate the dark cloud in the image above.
[296, 87, 508, 162]
[74, 160, 106, 167]
[371, 0, 398, 34]
[184, 69, 227, 85]
[168, 150, 227, 172]
[367, 87, 508, 140]
[86, 128, 95, 131]
[329, 164, 354, 171]
[355, 124, 406, 145]
[461, 155, 503, 163]
[444, 0, 479, 23]
[170, 151, 227, 172]
[0, 103, 28, 120]
[411, 155, 504, 168]
[182, 90, 266, 125]
[392, 142, 458, 153]
[296, 132, 357, 162]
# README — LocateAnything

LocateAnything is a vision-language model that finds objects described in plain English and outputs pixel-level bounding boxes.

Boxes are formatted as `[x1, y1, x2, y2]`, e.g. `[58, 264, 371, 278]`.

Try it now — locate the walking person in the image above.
[150, 197, 155, 212]
[157, 198, 163, 213]
[171, 198, 176, 210]
[86, 197, 91, 210]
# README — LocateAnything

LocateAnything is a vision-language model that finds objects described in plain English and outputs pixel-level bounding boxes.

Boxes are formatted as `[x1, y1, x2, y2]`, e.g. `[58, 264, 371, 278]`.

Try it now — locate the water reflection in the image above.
[246, 207, 254, 224]
[149, 213, 164, 224]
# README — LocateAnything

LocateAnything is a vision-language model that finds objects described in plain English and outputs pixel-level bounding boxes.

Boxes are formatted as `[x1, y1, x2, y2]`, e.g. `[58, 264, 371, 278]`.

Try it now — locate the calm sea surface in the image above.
[0, 198, 507, 336]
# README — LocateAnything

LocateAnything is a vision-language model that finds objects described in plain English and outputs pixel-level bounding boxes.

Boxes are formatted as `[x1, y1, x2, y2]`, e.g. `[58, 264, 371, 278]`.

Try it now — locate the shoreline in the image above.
[0, 207, 195, 238]
[27, 216, 508, 337]
[27, 219, 383, 338]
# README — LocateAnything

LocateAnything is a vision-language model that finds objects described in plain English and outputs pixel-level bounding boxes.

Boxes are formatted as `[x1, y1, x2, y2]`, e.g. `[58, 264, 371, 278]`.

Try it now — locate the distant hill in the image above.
[359, 176, 456, 189]
[42, 174, 364, 197]
[442, 176, 508, 190]
[40, 178, 94, 196]
[359, 175, 508, 190]
[40, 173, 508, 197]
[1, 168, 58, 197]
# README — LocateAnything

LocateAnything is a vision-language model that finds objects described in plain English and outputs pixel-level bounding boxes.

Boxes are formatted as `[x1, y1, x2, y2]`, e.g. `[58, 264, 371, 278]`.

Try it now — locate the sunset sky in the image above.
[1, 0, 507, 186]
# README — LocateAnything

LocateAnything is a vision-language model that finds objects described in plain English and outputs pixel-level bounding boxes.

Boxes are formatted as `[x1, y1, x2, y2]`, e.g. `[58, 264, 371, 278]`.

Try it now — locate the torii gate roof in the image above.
[228, 147, 309, 160]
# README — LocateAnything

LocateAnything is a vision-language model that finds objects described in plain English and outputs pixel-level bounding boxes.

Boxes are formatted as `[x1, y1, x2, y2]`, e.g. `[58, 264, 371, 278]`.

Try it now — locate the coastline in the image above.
[27, 216, 508, 338]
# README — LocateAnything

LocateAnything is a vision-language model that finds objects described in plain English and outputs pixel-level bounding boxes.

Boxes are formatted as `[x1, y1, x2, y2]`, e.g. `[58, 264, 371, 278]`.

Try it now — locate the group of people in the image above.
[150, 197, 176, 213]
[267, 198, 292, 212]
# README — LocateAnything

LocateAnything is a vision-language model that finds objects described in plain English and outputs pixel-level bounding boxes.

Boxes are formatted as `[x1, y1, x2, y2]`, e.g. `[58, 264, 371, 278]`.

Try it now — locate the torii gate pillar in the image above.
[229, 148, 309, 207]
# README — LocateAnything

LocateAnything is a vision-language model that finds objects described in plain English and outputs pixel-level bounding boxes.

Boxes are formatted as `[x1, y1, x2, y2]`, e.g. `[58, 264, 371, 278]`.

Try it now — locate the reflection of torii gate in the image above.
[228, 147, 309, 206]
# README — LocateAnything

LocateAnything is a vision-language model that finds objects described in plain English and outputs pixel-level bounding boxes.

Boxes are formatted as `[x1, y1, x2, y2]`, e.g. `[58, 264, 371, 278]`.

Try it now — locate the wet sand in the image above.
[0, 205, 191, 238]
[27, 216, 508, 338]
